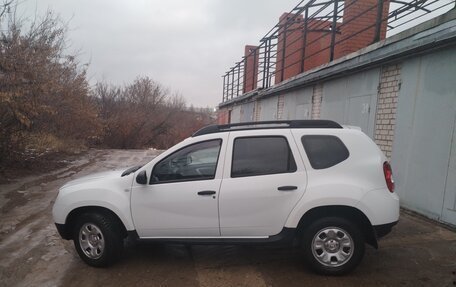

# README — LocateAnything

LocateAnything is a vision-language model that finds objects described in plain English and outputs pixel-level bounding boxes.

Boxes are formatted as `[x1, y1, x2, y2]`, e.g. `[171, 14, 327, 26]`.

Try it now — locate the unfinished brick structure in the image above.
[275, 0, 389, 84]
[336, 0, 390, 58]
[275, 13, 305, 83]
[243, 45, 259, 93]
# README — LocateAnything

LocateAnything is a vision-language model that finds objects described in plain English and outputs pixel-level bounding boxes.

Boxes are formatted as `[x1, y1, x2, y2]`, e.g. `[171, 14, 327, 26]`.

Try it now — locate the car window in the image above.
[301, 135, 349, 169]
[151, 139, 222, 184]
[231, 136, 297, 178]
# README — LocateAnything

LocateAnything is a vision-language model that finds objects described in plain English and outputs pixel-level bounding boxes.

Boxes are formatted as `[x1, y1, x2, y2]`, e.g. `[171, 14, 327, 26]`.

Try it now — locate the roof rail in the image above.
[192, 120, 342, 137]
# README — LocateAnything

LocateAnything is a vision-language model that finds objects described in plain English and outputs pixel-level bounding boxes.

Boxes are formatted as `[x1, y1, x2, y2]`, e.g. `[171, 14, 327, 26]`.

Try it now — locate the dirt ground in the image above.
[0, 149, 455, 287]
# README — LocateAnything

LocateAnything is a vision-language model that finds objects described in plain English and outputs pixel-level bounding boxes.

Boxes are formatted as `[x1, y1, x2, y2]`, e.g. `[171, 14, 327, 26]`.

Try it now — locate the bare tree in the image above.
[0, 1, 12, 19]
[0, 3, 100, 163]
[92, 77, 214, 149]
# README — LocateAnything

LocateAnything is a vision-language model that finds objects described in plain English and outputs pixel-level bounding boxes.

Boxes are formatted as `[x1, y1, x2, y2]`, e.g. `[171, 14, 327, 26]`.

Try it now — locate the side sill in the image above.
[128, 228, 296, 246]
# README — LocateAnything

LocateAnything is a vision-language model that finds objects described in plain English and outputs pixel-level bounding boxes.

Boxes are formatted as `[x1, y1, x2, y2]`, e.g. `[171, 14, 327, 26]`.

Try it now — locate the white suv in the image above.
[52, 120, 399, 275]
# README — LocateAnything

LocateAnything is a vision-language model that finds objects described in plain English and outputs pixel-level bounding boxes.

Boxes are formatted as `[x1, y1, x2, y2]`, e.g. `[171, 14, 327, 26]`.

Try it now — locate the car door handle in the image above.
[197, 190, 216, 196]
[277, 186, 298, 191]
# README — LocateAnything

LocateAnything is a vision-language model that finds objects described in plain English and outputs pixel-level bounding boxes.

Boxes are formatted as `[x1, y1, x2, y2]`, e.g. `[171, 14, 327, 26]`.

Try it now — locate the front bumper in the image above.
[55, 223, 72, 240]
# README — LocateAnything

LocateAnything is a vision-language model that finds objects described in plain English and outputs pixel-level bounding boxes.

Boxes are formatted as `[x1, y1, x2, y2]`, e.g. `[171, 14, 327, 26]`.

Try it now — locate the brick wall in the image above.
[273, 1, 391, 85]
[311, 84, 323, 119]
[336, 0, 390, 58]
[217, 108, 230, 124]
[254, 100, 261, 121]
[275, 14, 339, 83]
[304, 19, 341, 71]
[275, 13, 304, 84]
[235, 0, 391, 99]
[277, 95, 285, 120]
[374, 63, 401, 159]
[243, 45, 259, 93]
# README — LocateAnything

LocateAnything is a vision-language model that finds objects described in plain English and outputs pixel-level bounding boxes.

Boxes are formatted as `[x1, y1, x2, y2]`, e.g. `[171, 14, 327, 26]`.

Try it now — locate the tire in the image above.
[73, 212, 124, 267]
[302, 217, 365, 275]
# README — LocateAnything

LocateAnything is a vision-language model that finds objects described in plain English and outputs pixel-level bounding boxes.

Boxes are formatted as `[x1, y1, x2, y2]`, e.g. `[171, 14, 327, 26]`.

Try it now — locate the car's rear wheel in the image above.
[73, 212, 124, 267]
[302, 217, 365, 275]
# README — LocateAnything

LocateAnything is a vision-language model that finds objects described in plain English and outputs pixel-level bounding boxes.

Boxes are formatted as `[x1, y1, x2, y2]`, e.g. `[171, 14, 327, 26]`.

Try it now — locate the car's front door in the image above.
[131, 136, 226, 238]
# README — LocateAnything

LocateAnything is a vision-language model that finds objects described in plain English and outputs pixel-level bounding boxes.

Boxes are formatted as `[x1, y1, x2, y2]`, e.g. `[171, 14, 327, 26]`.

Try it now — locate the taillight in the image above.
[383, 161, 395, 193]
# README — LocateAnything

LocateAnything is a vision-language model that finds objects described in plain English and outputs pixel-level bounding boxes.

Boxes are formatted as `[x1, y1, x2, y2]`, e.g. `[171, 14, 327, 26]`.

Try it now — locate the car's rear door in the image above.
[218, 129, 307, 237]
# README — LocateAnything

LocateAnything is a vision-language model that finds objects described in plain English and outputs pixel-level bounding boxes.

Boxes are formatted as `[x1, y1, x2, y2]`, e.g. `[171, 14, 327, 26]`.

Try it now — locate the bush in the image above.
[0, 7, 100, 165]
[93, 78, 214, 150]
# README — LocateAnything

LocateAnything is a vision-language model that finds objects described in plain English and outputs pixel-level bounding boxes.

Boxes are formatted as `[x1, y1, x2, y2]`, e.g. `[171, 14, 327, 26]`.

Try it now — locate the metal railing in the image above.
[221, 0, 455, 103]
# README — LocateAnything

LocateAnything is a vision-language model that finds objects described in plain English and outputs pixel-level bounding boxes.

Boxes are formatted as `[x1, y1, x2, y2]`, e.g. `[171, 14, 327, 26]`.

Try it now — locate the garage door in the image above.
[392, 47, 456, 226]
[346, 94, 375, 136]
[442, 115, 456, 224]
[321, 68, 379, 138]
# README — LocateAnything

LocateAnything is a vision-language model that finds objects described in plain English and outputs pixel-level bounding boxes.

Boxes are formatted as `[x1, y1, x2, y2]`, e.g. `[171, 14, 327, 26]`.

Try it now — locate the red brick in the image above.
[243, 45, 259, 93]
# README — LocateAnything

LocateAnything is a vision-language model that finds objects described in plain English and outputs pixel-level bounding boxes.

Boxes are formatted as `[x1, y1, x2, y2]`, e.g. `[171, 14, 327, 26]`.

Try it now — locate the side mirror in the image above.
[136, 170, 148, 185]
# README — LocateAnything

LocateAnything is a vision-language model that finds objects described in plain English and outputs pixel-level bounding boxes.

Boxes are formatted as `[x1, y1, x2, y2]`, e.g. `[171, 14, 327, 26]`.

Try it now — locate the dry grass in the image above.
[24, 133, 87, 155]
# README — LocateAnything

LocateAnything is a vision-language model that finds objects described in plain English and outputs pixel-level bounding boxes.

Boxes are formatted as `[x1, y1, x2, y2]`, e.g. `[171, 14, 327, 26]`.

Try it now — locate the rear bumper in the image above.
[373, 221, 398, 238]
[356, 188, 400, 226]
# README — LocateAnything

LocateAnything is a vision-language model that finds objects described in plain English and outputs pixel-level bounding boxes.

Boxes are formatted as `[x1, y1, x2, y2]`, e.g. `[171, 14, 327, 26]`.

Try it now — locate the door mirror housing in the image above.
[136, 170, 148, 185]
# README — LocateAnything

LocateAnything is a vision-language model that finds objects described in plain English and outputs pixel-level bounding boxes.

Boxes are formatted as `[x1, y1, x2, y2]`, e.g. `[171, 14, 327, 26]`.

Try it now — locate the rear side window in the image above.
[231, 136, 297, 178]
[301, 135, 349, 169]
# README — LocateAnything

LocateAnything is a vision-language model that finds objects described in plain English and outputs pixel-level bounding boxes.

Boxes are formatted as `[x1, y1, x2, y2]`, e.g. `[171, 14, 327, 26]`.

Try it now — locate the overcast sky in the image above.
[17, 0, 454, 108]
[16, 0, 299, 107]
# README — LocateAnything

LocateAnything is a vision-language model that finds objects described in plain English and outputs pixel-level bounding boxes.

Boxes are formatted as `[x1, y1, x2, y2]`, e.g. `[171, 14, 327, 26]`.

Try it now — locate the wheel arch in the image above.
[295, 205, 378, 248]
[59, 206, 128, 240]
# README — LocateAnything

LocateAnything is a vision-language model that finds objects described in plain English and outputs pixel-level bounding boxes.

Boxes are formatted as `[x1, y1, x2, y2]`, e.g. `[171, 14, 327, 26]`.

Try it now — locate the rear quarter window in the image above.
[301, 135, 349, 169]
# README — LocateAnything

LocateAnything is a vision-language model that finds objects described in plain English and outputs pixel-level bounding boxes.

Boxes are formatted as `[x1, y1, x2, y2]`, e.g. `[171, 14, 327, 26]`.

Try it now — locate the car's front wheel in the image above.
[302, 217, 365, 275]
[73, 212, 124, 267]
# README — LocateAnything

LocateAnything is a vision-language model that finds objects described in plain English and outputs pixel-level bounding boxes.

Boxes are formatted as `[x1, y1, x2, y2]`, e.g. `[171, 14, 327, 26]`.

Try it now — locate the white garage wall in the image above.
[392, 47, 456, 225]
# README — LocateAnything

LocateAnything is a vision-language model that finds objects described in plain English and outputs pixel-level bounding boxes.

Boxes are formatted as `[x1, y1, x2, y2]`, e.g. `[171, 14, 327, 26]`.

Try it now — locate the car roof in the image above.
[192, 120, 343, 137]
